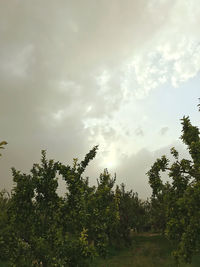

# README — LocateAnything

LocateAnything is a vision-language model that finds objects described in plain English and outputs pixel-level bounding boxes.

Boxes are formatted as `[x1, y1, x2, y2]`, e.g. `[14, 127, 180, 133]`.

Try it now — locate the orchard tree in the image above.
[91, 169, 120, 256]
[58, 146, 98, 236]
[0, 190, 11, 262]
[147, 112, 200, 264]
[148, 182, 171, 233]
[116, 184, 150, 243]
[0, 141, 9, 261]
[5, 148, 97, 266]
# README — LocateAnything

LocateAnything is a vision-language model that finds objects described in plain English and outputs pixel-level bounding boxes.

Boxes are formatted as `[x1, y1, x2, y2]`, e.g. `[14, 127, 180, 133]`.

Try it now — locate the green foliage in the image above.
[0, 190, 11, 262]
[0, 140, 152, 266]
[2, 145, 149, 266]
[1, 148, 98, 266]
[147, 114, 200, 264]
[89, 169, 120, 256]
[116, 184, 151, 244]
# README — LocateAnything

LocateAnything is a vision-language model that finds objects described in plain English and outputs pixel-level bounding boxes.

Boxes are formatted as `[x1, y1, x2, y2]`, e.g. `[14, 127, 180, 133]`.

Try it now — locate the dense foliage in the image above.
[0, 146, 149, 266]
[147, 115, 200, 264]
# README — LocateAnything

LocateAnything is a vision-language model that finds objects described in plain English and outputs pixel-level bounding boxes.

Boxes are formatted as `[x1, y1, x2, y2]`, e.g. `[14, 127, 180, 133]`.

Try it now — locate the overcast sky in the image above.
[0, 0, 199, 198]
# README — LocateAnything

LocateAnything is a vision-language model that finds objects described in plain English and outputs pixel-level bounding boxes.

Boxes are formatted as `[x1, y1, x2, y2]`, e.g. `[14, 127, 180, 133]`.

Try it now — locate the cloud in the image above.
[120, 0, 200, 98]
[135, 127, 144, 137]
[108, 139, 191, 199]
[160, 126, 169, 136]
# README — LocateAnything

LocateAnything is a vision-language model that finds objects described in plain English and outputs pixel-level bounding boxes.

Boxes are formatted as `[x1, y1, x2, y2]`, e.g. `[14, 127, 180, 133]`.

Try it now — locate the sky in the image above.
[0, 0, 199, 198]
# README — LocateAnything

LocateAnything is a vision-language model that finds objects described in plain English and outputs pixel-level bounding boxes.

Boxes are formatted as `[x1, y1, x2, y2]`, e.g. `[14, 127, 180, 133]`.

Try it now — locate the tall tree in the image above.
[147, 111, 200, 264]
[5, 149, 97, 266]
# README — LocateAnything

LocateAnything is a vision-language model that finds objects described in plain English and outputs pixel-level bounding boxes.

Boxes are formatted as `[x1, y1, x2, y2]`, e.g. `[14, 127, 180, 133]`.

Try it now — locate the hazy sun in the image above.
[100, 150, 118, 170]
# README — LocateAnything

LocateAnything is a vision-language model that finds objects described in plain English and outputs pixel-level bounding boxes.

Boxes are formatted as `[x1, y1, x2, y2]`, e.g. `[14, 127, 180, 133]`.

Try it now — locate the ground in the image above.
[91, 234, 200, 267]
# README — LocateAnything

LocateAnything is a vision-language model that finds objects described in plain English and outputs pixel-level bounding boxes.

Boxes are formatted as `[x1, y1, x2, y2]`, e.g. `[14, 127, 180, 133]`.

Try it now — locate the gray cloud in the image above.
[108, 140, 190, 199]
[160, 126, 169, 136]
[135, 127, 144, 137]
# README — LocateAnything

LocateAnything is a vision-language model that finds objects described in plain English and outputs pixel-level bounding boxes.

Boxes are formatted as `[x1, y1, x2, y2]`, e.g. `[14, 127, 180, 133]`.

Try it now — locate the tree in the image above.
[116, 184, 151, 243]
[0, 141, 9, 261]
[0, 190, 11, 262]
[147, 113, 200, 264]
[5, 149, 97, 266]
[88, 169, 120, 256]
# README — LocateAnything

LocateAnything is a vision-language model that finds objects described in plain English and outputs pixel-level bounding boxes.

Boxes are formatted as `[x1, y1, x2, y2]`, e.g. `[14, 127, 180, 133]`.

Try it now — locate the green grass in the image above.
[0, 262, 9, 267]
[1, 235, 200, 266]
[90, 234, 200, 267]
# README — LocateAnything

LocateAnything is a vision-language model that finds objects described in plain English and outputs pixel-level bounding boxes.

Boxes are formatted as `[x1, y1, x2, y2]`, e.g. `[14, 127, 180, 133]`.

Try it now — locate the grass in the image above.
[1, 234, 200, 266]
[90, 234, 200, 267]
[0, 262, 9, 267]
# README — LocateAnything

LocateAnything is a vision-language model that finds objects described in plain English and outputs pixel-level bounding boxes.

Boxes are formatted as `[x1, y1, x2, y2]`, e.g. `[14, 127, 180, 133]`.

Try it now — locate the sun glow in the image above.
[100, 150, 118, 170]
